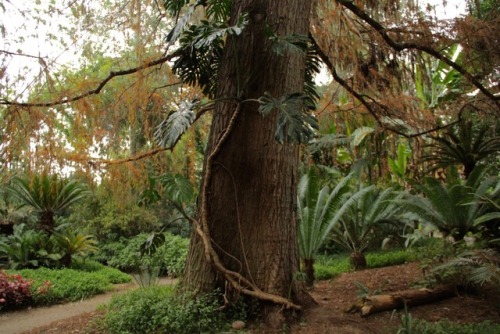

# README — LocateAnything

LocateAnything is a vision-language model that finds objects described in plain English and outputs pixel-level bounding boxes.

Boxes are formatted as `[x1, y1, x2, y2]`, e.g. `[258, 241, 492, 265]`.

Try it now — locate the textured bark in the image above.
[303, 258, 315, 288]
[350, 251, 367, 270]
[183, 0, 315, 322]
[39, 211, 55, 235]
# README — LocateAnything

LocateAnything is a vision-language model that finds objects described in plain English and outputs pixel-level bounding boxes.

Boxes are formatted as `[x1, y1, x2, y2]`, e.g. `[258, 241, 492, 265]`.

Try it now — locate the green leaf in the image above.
[193, 14, 248, 49]
[154, 99, 198, 148]
[140, 232, 166, 257]
[350, 126, 374, 149]
[258, 93, 318, 144]
[159, 174, 195, 205]
[166, 2, 198, 45]
[266, 29, 309, 56]
[206, 0, 231, 22]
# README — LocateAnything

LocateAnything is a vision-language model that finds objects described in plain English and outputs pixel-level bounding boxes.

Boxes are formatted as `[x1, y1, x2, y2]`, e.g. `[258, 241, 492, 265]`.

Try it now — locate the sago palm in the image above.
[7, 174, 90, 234]
[52, 224, 98, 267]
[330, 186, 405, 270]
[423, 119, 500, 179]
[297, 169, 352, 287]
[400, 167, 498, 241]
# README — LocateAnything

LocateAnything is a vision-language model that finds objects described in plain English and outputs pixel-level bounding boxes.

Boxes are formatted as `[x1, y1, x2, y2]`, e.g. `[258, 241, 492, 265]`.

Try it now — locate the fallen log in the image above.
[345, 285, 456, 316]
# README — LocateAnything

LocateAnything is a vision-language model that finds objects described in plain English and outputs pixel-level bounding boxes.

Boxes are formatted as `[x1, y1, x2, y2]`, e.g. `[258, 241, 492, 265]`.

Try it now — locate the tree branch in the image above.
[89, 104, 211, 166]
[310, 34, 474, 139]
[335, 0, 499, 106]
[1, 52, 181, 107]
[0, 49, 47, 60]
[310, 34, 383, 125]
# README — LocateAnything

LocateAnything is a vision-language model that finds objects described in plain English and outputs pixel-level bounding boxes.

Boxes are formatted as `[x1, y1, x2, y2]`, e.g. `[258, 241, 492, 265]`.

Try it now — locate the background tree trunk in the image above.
[183, 0, 315, 325]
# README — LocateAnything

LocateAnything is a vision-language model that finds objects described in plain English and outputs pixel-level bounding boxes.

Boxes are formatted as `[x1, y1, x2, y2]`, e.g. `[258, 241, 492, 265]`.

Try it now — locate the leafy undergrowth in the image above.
[102, 285, 235, 334]
[315, 248, 418, 280]
[6, 260, 131, 307]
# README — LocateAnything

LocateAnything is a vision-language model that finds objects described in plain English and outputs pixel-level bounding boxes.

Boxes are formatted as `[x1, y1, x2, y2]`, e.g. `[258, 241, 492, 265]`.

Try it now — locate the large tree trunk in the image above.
[183, 0, 315, 326]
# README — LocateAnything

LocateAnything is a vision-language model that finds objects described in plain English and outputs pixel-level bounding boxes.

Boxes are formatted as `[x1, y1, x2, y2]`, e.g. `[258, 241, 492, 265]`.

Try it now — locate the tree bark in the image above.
[346, 285, 456, 316]
[39, 211, 55, 235]
[303, 258, 315, 288]
[183, 0, 315, 326]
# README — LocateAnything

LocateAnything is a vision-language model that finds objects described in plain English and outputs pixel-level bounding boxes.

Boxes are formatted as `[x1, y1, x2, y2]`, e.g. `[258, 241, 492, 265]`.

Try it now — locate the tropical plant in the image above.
[0, 224, 60, 269]
[93, 233, 188, 277]
[388, 141, 411, 186]
[297, 169, 352, 286]
[7, 174, 90, 234]
[51, 224, 98, 267]
[329, 185, 405, 270]
[423, 118, 500, 179]
[470, 179, 500, 243]
[431, 248, 500, 291]
[400, 167, 499, 241]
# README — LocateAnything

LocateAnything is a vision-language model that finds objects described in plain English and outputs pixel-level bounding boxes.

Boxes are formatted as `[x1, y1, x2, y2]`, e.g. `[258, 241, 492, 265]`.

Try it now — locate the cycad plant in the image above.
[297, 169, 352, 287]
[7, 174, 90, 235]
[330, 185, 405, 270]
[400, 167, 498, 241]
[52, 223, 98, 267]
[423, 118, 500, 179]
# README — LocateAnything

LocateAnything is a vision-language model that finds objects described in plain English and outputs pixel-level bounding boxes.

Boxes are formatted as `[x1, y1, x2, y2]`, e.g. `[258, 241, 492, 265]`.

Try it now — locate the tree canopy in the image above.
[0, 0, 499, 322]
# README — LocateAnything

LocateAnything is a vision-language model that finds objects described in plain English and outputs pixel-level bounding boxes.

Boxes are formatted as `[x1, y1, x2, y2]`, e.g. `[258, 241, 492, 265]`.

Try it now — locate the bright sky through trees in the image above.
[1, 1, 467, 100]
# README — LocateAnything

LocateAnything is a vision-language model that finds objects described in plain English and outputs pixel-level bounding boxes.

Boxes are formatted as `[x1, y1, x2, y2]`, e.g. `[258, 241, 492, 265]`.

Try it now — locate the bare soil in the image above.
[2, 262, 499, 334]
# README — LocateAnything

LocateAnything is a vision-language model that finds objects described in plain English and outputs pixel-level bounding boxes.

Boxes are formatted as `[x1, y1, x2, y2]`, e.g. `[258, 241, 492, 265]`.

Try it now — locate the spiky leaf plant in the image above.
[7, 174, 90, 234]
[329, 186, 406, 270]
[399, 167, 498, 241]
[297, 169, 352, 286]
[423, 119, 500, 179]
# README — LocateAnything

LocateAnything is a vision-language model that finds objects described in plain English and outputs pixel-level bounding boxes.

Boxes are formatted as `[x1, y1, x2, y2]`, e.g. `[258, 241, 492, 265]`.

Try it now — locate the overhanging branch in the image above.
[310, 35, 470, 139]
[1, 52, 181, 108]
[336, 0, 499, 106]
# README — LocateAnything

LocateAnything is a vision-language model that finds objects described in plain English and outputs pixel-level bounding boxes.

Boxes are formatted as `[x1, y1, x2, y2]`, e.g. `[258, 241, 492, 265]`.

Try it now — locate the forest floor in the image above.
[2, 262, 499, 334]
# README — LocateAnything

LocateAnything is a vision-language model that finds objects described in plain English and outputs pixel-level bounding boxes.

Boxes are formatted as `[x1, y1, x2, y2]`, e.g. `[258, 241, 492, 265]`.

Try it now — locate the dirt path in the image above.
[0, 278, 176, 334]
[2, 264, 499, 334]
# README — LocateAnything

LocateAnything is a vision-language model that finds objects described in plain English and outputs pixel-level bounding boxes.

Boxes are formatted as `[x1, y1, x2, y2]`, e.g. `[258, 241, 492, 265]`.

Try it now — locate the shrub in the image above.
[13, 267, 112, 304]
[366, 249, 417, 268]
[93, 233, 188, 277]
[428, 248, 500, 292]
[87, 204, 161, 240]
[71, 259, 131, 284]
[105, 286, 227, 334]
[313, 249, 417, 281]
[0, 270, 33, 310]
[0, 224, 61, 269]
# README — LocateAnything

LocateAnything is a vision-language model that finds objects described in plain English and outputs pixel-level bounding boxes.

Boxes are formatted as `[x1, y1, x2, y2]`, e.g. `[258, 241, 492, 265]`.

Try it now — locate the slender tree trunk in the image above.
[303, 258, 315, 288]
[39, 211, 55, 235]
[350, 251, 367, 270]
[183, 0, 315, 327]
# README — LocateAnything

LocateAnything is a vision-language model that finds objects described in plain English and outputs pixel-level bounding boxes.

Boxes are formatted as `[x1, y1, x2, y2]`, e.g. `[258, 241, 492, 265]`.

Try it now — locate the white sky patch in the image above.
[423, 0, 468, 19]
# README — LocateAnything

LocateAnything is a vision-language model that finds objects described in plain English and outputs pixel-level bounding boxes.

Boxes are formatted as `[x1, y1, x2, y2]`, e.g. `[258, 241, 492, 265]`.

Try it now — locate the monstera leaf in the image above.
[154, 99, 198, 148]
[258, 92, 318, 144]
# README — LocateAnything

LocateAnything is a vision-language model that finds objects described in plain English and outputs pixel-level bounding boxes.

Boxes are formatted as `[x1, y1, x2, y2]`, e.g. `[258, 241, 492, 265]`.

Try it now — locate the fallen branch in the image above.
[345, 285, 456, 316]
